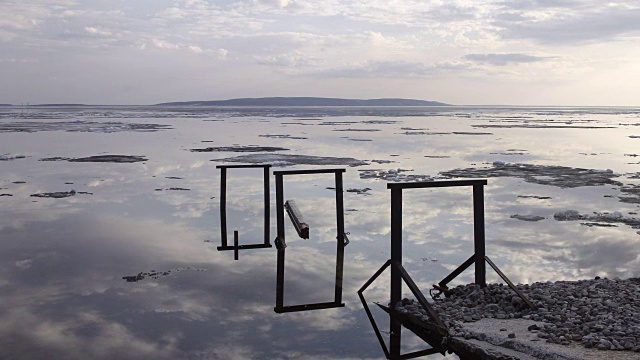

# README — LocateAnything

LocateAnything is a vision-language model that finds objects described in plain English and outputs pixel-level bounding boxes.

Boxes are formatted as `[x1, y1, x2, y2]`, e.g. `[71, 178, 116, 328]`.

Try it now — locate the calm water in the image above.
[1, 105, 639, 359]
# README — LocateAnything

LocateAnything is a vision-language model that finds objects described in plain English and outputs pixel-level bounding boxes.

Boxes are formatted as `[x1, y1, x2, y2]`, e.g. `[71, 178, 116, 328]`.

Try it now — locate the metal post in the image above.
[473, 184, 486, 287]
[334, 171, 345, 304]
[234, 230, 239, 261]
[390, 188, 403, 358]
[275, 173, 285, 310]
[264, 166, 270, 246]
[220, 167, 227, 248]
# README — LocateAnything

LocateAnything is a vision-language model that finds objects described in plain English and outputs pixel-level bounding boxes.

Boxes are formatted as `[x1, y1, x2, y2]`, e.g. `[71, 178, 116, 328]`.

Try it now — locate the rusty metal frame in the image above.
[216, 164, 272, 254]
[273, 168, 347, 313]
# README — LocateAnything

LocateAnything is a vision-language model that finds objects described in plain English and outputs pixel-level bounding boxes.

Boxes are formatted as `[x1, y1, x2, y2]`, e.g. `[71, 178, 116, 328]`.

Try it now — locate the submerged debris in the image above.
[510, 214, 545, 222]
[122, 267, 205, 282]
[31, 190, 77, 198]
[190, 145, 289, 152]
[517, 195, 552, 200]
[440, 161, 622, 188]
[346, 188, 372, 195]
[212, 153, 369, 167]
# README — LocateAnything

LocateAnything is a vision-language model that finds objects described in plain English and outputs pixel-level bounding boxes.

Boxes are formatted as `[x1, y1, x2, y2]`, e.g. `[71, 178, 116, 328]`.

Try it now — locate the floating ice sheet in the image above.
[440, 162, 622, 188]
[0, 121, 172, 133]
[190, 145, 289, 152]
[211, 153, 369, 167]
[40, 155, 148, 163]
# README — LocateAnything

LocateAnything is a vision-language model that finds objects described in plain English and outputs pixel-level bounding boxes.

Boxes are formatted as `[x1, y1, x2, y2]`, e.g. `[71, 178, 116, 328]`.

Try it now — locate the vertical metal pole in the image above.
[234, 230, 239, 261]
[264, 166, 270, 246]
[275, 174, 285, 309]
[220, 167, 227, 248]
[473, 184, 486, 287]
[390, 188, 402, 358]
[334, 171, 345, 304]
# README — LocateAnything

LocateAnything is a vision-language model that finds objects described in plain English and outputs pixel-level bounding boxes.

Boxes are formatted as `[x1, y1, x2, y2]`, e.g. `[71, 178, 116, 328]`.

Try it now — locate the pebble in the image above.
[397, 277, 640, 354]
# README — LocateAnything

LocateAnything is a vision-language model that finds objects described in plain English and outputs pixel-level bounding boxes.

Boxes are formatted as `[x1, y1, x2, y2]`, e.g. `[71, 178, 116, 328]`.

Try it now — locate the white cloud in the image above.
[464, 53, 553, 66]
[188, 45, 203, 53]
[84, 26, 112, 36]
[151, 38, 180, 50]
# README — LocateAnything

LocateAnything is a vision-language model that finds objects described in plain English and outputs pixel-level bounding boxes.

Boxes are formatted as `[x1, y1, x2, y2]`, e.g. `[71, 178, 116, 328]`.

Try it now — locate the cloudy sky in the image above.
[1, 0, 639, 105]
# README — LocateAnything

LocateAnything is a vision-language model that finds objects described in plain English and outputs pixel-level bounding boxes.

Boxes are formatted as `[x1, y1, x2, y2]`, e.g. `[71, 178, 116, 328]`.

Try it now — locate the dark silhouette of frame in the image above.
[359, 179, 534, 359]
[273, 168, 347, 313]
[216, 165, 272, 256]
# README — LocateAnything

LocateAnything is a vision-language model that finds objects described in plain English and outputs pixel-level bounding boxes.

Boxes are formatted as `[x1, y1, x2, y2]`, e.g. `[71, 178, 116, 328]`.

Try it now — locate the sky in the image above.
[1, 0, 639, 106]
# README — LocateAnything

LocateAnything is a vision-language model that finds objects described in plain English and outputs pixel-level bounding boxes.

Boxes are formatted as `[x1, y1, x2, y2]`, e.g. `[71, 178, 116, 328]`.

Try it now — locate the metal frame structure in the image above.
[216, 165, 272, 256]
[359, 179, 534, 359]
[273, 168, 348, 313]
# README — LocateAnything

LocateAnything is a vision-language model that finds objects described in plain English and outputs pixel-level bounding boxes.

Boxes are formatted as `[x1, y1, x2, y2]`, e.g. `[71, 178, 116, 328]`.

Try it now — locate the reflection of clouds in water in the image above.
[4, 107, 640, 358]
[0, 304, 177, 359]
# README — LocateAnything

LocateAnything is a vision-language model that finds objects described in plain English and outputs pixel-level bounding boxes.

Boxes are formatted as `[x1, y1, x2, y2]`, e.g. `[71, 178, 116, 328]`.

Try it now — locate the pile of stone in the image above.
[397, 277, 640, 353]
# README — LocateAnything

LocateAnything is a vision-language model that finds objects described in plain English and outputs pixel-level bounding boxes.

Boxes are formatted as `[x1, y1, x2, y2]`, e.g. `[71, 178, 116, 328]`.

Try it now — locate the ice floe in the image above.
[0, 154, 26, 161]
[554, 210, 640, 229]
[510, 214, 545, 222]
[40, 155, 148, 163]
[440, 162, 622, 188]
[190, 145, 289, 152]
[0, 121, 172, 133]
[359, 168, 434, 182]
[212, 153, 369, 167]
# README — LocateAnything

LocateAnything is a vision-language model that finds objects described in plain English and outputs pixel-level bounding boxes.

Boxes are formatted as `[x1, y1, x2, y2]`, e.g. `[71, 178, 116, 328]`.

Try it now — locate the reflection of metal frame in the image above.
[273, 168, 347, 313]
[216, 164, 272, 252]
[359, 179, 535, 359]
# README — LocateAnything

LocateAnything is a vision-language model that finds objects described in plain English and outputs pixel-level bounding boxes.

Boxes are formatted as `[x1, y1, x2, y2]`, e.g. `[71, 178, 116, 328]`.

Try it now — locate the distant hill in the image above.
[31, 104, 87, 107]
[155, 97, 450, 107]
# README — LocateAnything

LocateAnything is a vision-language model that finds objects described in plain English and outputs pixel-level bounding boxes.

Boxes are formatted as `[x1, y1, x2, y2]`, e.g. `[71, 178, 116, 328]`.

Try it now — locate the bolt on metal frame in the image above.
[273, 168, 348, 313]
[216, 165, 272, 256]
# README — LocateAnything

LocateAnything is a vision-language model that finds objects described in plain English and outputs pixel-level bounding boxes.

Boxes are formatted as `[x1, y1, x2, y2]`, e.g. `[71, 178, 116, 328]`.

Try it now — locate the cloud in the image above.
[464, 53, 553, 66]
[254, 51, 318, 67]
[492, 1, 640, 44]
[151, 38, 180, 50]
[311, 60, 468, 78]
[84, 26, 112, 36]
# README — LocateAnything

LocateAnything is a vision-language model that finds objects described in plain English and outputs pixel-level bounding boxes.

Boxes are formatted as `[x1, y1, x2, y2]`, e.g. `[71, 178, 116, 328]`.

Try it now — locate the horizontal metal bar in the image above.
[274, 301, 345, 313]
[216, 164, 272, 169]
[273, 168, 346, 176]
[387, 179, 487, 190]
[485, 256, 537, 310]
[217, 243, 273, 251]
